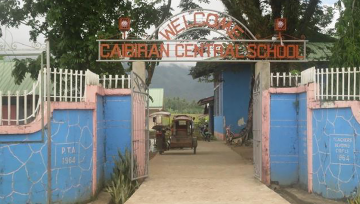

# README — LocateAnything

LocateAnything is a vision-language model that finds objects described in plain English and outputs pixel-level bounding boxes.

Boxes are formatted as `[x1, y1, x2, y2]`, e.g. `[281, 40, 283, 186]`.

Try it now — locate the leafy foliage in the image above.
[290, 69, 301, 75]
[219, 0, 334, 41]
[190, 0, 336, 80]
[12, 57, 47, 85]
[164, 97, 203, 114]
[0, 0, 167, 84]
[106, 149, 138, 204]
[348, 187, 360, 204]
[331, 0, 360, 68]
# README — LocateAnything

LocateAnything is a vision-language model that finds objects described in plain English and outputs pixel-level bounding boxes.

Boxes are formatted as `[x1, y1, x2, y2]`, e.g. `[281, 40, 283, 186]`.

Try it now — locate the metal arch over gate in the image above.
[97, 9, 308, 63]
[147, 8, 257, 40]
[131, 71, 150, 180]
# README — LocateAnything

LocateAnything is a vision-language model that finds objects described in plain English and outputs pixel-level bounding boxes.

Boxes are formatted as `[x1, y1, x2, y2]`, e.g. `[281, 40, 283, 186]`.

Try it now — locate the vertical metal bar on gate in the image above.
[130, 71, 134, 180]
[145, 90, 150, 177]
[131, 71, 149, 180]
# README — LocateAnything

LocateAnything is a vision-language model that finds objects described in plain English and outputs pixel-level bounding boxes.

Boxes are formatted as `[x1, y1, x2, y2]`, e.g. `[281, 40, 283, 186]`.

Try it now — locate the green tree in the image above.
[330, 0, 360, 67]
[220, 0, 334, 42]
[164, 97, 203, 114]
[0, 0, 172, 84]
[191, 0, 336, 80]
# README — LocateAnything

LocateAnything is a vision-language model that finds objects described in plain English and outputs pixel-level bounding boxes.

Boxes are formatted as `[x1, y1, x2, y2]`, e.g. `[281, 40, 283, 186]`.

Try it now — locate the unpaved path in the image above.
[126, 141, 289, 204]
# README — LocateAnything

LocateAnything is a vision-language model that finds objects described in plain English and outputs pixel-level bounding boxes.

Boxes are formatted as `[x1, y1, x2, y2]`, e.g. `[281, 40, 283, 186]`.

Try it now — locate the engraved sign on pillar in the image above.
[55, 143, 80, 167]
[330, 136, 354, 164]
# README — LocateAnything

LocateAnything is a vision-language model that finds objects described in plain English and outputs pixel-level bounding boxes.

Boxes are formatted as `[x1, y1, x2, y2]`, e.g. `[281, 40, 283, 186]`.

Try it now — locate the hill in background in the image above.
[149, 64, 213, 101]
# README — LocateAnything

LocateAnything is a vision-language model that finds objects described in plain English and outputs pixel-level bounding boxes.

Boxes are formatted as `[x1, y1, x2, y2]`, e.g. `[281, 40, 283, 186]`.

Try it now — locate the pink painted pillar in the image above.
[86, 85, 98, 196]
[262, 90, 271, 185]
[132, 93, 147, 177]
[306, 84, 314, 193]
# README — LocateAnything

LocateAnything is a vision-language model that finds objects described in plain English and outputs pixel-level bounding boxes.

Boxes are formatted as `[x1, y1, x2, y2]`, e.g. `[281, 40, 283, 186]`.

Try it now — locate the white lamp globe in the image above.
[121, 21, 128, 28]
[277, 21, 284, 28]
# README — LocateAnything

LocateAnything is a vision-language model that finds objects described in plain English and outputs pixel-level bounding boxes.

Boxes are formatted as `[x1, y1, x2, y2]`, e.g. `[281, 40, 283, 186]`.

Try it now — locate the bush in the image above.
[106, 150, 139, 204]
[349, 188, 360, 204]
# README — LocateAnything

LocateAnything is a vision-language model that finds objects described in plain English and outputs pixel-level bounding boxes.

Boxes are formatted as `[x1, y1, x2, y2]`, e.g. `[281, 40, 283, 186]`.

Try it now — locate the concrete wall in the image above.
[0, 109, 94, 204]
[312, 108, 360, 199]
[0, 88, 132, 203]
[214, 116, 225, 140]
[213, 65, 252, 140]
[222, 66, 252, 134]
[96, 95, 106, 191]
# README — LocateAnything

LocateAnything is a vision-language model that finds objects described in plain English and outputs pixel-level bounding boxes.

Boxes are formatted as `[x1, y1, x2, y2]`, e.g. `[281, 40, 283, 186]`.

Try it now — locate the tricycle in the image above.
[149, 112, 171, 154]
[168, 115, 197, 154]
[150, 113, 197, 154]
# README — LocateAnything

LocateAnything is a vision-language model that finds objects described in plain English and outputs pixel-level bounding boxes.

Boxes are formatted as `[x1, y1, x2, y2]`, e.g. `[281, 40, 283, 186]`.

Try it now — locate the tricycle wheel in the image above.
[193, 147, 196, 154]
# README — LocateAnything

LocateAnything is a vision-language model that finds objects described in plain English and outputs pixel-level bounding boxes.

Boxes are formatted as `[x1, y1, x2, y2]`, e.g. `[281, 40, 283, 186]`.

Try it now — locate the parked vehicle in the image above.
[169, 115, 198, 154]
[151, 113, 198, 154]
[225, 125, 243, 145]
[150, 112, 171, 154]
[200, 123, 211, 142]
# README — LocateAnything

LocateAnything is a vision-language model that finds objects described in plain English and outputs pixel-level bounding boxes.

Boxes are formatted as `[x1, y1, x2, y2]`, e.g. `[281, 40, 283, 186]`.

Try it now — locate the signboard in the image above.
[97, 9, 307, 62]
[97, 39, 307, 62]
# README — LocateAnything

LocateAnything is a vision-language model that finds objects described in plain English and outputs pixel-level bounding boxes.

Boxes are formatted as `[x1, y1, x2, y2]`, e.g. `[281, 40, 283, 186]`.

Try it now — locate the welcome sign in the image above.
[97, 10, 307, 62]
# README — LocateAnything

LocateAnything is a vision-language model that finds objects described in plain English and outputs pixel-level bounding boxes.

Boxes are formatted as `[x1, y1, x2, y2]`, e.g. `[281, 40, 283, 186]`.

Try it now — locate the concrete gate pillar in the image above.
[253, 62, 270, 182]
[132, 61, 147, 84]
[255, 62, 270, 91]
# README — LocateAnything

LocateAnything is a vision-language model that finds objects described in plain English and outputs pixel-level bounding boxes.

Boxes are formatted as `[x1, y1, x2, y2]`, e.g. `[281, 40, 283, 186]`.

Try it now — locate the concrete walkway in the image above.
[126, 141, 289, 204]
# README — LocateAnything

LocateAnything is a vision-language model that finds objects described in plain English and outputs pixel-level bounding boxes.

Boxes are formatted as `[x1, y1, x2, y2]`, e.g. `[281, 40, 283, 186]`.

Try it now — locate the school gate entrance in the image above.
[97, 9, 307, 181]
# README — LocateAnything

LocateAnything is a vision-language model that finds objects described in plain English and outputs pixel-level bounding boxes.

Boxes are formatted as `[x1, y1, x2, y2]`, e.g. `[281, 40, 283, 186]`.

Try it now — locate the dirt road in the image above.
[126, 141, 289, 204]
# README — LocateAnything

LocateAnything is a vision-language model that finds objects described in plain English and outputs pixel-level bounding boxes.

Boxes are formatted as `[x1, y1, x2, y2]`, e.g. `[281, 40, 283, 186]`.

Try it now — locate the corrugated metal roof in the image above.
[149, 88, 164, 109]
[307, 42, 333, 61]
[0, 60, 37, 94]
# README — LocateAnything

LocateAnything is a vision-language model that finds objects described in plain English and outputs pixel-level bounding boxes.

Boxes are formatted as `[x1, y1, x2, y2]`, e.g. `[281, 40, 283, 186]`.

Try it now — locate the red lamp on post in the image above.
[274, 18, 286, 45]
[119, 17, 131, 39]
[275, 18, 287, 32]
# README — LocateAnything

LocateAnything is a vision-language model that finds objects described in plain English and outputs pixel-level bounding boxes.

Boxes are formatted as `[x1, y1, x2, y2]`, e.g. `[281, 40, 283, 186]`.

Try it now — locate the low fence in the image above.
[0, 68, 130, 126]
[270, 72, 301, 87]
[100, 74, 131, 89]
[314, 67, 360, 101]
[0, 72, 41, 126]
[270, 66, 360, 101]
[50, 68, 86, 102]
